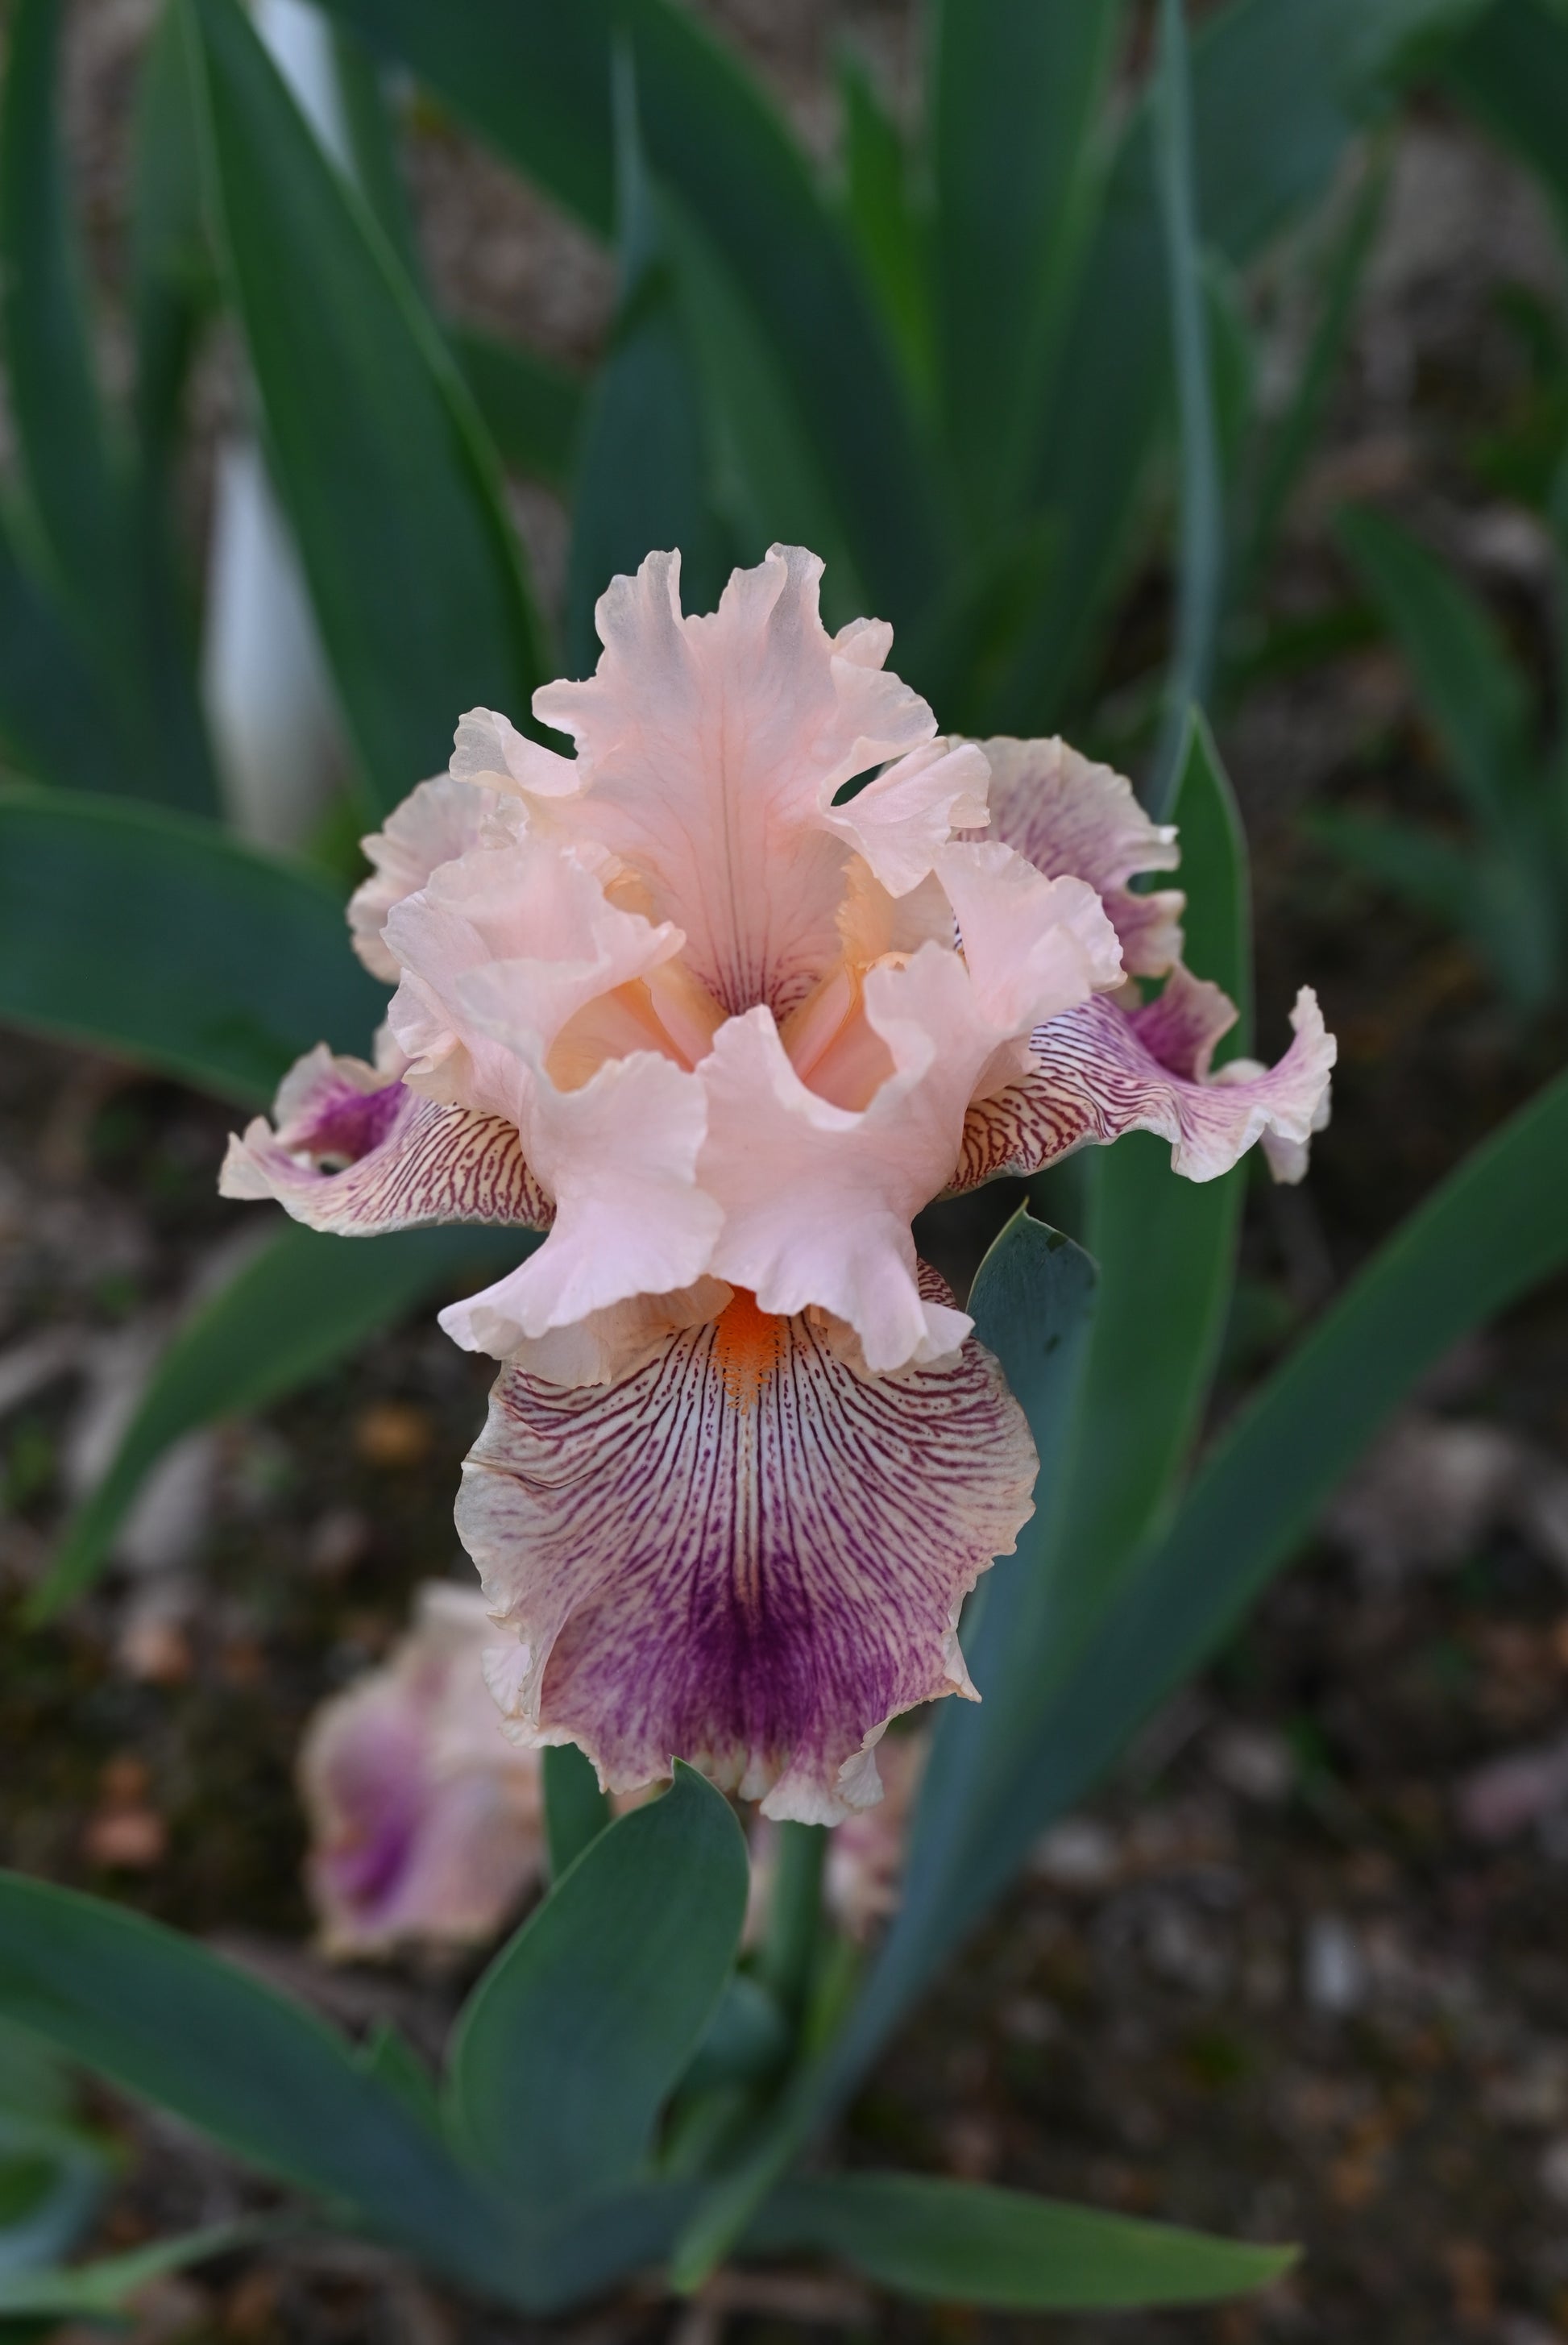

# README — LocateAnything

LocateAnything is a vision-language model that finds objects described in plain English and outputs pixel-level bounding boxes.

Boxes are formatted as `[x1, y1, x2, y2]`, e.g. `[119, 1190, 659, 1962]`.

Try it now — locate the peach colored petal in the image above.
[458, 1272, 1035, 1823]
[300, 1582, 543, 1957]
[829, 739, 990, 899]
[450, 705, 581, 799]
[935, 841, 1124, 1032]
[387, 825, 687, 1099]
[700, 987, 973, 1372]
[218, 1044, 551, 1234]
[703, 859, 1118, 1369]
[531, 546, 940, 1018]
[951, 975, 1336, 1191]
[439, 1048, 720, 1358]
[348, 774, 500, 983]
[974, 735, 1184, 977]
[460, 1279, 734, 1389]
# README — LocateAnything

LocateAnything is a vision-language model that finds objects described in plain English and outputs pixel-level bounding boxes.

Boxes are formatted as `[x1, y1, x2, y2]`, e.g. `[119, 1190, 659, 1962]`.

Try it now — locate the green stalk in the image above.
[758, 1821, 826, 2018]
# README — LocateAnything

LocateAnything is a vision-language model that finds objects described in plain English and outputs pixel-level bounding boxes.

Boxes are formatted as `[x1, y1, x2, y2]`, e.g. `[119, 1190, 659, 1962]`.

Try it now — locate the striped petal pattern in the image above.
[951, 970, 1335, 1193]
[220, 1044, 552, 1234]
[459, 1271, 1036, 1822]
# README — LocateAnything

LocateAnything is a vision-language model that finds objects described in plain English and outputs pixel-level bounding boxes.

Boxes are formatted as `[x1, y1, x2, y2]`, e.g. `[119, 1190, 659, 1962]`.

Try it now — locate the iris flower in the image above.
[300, 1583, 545, 1957]
[226, 547, 1333, 1824]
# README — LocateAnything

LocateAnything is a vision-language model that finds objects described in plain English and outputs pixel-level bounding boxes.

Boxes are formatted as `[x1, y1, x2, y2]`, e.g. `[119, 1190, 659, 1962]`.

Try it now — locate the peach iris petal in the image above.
[300, 1582, 544, 1958]
[348, 773, 503, 983]
[385, 819, 688, 1119]
[438, 1049, 720, 1355]
[530, 546, 959, 1017]
[459, 1271, 1036, 1824]
[700, 859, 1122, 1373]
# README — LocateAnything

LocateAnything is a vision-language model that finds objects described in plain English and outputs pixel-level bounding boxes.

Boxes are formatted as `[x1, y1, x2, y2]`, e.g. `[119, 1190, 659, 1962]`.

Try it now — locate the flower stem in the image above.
[759, 1820, 825, 2019]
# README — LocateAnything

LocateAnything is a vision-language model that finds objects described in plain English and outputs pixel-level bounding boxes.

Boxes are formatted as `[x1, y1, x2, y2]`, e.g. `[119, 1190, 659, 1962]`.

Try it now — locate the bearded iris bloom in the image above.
[300, 1583, 545, 1957]
[224, 547, 1333, 1824]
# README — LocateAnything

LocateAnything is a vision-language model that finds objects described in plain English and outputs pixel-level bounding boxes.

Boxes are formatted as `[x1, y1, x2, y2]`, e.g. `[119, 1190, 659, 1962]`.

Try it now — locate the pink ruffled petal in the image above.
[386, 824, 687, 1107]
[457, 1273, 1036, 1824]
[700, 986, 976, 1372]
[450, 705, 581, 799]
[348, 774, 500, 982]
[300, 1583, 544, 1957]
[219, 1044, 551, 1234]
[830, 739, 990, 899]
[439, 1049, 721, 1357]
[951, 973, 1337, 1192]
[974, 736, 1184, 977]
[531, 546, 940, 1017]
[935, 841, 1124, 1031]
[703, 858, 1119, 1371]
[455, 1280, 735, 1390]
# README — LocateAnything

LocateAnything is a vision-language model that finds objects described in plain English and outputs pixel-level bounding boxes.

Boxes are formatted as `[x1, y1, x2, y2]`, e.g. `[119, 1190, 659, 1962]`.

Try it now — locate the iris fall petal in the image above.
[459, 1272, 1036, 1823]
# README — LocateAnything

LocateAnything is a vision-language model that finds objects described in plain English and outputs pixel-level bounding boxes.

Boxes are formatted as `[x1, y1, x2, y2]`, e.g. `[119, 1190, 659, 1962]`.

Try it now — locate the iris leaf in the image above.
[1148, 0, 1224, 816]
[990, 0, 1463, 733]
[1238, 142, 1392, 599]
[0, 1873, 520, 2297]
[752, 2174, 1294, 2309]
[0, 2108, 107, 2284]
[1444, 0, 1568, 239]
[310, 0, 944, 633]
[542, 1745, 612, 1881]
[1041, 713, 1250, 1660]
[0, 0, 131, 658]
[0, 786, 387, 1105]
[657, 189, 866, 624]
[131, 0, 216, 482]
[896, 1206, 1098, 1969]
[0, 530, 135, 794]
[29, 1221, 529, 1623]
[927, 0, 1122, 523]
[836, 47, 932, 407]
[185, 0, 547, 816]
[447, 1766, 748, 2212]
[0, 0, 218, 813]
[450, 326, 587, 493]
[1334, 504, 1534, 826]
[565, 48, 730, 676]
[0, 2221, 288, 2322]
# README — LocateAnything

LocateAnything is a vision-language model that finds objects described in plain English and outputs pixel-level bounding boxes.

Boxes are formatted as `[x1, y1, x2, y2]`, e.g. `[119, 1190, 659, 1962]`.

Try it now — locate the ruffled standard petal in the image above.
[458, 1274, 1036, 1824]
[532, 546, 940, 1018]
[950, 970, 1337, 1192]
[974, 736, 1184, 977]
[699, 984, 976, 1373]
[348, 774, 500, 982]
[702, 864, 1119, 1373]
[829, 738, 990, 899]
[438, 1048, 721, 1357]
[219, 1044, 551, 1234]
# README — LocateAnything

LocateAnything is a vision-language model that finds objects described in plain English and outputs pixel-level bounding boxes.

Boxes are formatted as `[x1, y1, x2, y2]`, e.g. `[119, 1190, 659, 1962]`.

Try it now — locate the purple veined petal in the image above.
[220, 1044, 553, 1235]
[968, 734, 1184, 978]
[458, 1268, 1038, 1824]
[949, 969, 1336, 1193]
